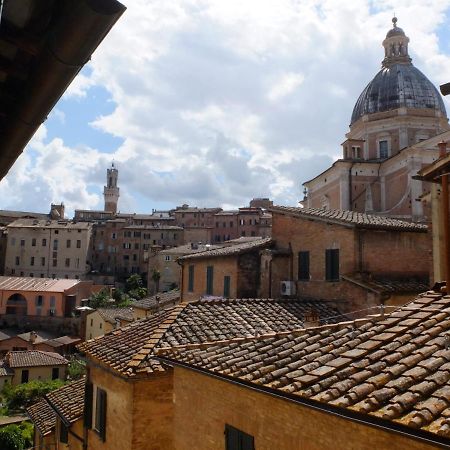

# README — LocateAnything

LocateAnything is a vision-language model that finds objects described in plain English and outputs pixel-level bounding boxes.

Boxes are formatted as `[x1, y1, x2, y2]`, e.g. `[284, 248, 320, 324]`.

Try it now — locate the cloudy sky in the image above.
[1, 0, 450, 216]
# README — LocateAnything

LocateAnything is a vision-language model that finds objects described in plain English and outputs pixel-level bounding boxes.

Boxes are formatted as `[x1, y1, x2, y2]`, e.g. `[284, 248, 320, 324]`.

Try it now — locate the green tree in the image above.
[151, 270, 161, 293]
[2, 379, 64, 412]
[87, 288, 111, 308]
[67, 358, 86, 381]
[0, 424, 26, 450]
[125, 274, 147, 300]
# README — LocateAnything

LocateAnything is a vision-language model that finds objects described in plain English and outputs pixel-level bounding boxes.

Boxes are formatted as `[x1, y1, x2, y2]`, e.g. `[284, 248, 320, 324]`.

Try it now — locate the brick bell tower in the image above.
[104, 163, 119, 214]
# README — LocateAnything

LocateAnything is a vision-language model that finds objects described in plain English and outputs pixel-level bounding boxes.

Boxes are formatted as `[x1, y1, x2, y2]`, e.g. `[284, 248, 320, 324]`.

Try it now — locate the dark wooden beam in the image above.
[0, 22, 42, 57]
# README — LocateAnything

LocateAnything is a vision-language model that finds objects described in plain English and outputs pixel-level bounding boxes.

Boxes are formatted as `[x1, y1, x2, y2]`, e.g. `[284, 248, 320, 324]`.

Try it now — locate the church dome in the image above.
[350, 18, 447, 125]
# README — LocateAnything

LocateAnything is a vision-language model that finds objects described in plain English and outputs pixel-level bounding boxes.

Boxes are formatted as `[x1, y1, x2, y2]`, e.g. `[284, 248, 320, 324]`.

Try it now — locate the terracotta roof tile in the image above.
[78, 298, 342, 377]
[45, 378, 85, 424]
[269, 206, 428, 232]
[157, 292, 450, 440]
[26, 399, 55, 436]
[132, 290, 180, 311]
[6, 351, 68, 368]
[96, 307, 134, 324]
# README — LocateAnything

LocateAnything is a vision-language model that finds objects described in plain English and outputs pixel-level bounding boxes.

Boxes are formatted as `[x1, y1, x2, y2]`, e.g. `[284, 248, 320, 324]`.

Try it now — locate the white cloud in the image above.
[2, 0, 450, 214]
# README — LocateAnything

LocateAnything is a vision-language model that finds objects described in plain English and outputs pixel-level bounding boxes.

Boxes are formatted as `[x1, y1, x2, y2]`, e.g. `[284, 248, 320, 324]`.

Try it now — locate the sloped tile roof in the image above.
[157, 292, 450, 440]
[7, 350, 68, 368]
[26, 400, 55, 436]
[270, 206, 428, 232]
[45, 378, 85, 425]
[78, 298, 342, 378]
[343, 275, 430, 294]
[132, 290, 180, 311]
[178, 238, 272, 261]
[96, 307, 134, 324]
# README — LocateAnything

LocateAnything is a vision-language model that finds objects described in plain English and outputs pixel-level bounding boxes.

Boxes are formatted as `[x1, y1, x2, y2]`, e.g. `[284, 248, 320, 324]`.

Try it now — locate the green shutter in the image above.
[298, 251, 310, 281]
[84, 382, 93, 429]
[206, 266, 214, 295]
[223, 276, 231, 298]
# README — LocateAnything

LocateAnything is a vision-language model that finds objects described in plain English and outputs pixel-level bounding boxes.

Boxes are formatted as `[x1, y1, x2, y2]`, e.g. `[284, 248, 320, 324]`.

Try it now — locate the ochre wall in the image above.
[173, 366, 439, 450]
[11, 364, 66, 385]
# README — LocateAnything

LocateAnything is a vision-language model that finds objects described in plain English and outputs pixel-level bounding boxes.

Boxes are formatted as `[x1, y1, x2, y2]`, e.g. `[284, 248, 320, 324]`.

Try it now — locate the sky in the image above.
[1, 0, 450, 217]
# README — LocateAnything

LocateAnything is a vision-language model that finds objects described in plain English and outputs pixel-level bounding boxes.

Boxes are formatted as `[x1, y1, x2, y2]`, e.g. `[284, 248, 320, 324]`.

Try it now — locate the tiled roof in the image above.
[7, 350, 68, 368]
[178, 238, 272, 261]
[96, 307, 134, 324]
[7, 218, 91, 229]
[46, 378, 85, 425]
[26, 400, 55, 436]
[0, 276, 81, 292]
[343, 275, 430, 294]
[132, 290, 180, 311]
[157, 292, 450, 440]
[78, 298, 342, 378]
[269, 206, 428, 232]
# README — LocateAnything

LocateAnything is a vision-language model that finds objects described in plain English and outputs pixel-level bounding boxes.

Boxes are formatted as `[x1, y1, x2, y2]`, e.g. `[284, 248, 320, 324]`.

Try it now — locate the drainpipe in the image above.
[438, 141, 450, 292]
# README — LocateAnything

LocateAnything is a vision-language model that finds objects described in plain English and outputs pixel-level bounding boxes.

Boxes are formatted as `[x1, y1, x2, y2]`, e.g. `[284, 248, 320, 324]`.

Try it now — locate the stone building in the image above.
[157, 291, 450, 450]
[264, 206, 430, 313]
[4, 218, 92, 280]
[103, 163, 120, 214]
[304, 18, 450, 221]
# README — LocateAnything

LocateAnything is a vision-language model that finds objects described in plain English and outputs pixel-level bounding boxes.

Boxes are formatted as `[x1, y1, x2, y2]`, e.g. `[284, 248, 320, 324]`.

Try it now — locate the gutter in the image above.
[156, 356, 450, 449]
[0, 0, 126, 180]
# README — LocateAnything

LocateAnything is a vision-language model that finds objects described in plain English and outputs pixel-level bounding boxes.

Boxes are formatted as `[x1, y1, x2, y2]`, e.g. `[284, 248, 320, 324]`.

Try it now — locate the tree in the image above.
[87, 289, 111, 309]
[0, 425, 25, 450]
[67, 358, 86, 381]
[125, 274, 147, 300]
[151, 269, 161, 293]
[2, 379, 64, 412]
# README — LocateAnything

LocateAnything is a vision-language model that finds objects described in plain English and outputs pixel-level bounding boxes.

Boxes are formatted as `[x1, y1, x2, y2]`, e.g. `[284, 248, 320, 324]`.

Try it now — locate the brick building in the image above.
[90, 219, 183, 282]
[158, 291, 450, 450]
[4, 218, 92, 280]
[304, 19, 450, 221]
[179, 238, 272, 302]
[265, 206, 430, 313]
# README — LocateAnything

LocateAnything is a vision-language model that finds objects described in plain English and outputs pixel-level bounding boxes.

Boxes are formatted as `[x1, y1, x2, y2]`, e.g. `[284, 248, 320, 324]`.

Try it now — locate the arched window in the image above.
[6, 293, 27, 315]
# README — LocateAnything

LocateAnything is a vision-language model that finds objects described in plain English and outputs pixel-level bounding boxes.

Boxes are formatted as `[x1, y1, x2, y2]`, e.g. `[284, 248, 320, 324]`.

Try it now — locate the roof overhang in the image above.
[414, 153, 450, 183]
[0, 0, 126, 181]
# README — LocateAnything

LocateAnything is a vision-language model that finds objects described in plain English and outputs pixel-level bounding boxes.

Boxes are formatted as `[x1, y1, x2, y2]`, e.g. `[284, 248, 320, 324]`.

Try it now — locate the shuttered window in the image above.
[225, 424, 254, 450]
[298, 251, 310, 281]
[223, 276, 231, 298]
[84, 382, 93, 429]
[60, 423, 68, 443]
[206, 266, 214, 295]
[94, 387, 107, 442]
[325, 249, 339, 281]
[188, 265, 194, 292]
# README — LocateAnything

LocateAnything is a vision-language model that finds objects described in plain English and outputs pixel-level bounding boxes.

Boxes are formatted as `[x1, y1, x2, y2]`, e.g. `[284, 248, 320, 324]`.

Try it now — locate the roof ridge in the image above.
[126, 304, 187, 371]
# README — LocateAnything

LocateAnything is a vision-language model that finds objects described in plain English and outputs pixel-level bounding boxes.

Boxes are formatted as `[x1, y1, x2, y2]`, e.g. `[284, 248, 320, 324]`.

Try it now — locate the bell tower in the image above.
[104, 163, 119, 214]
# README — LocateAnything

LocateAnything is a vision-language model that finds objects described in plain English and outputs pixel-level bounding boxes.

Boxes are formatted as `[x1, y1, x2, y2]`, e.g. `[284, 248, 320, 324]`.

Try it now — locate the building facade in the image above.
[4, 219, 92, 279]
[304, 18, 450, 221]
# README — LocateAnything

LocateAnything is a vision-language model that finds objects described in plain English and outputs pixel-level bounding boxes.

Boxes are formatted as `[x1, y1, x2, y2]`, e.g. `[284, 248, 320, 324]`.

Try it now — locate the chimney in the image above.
[29, 331, 38, 345]
[303, 309, 320, 328]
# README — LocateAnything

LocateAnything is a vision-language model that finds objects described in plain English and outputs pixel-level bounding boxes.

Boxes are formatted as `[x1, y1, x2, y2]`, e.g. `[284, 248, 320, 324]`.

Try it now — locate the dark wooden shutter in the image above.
[298, 251, 310, 281]
[84, 382, 93, 429]
[325, 249, 339, 281]
[225, 424, 254, 450]
[60, 423, 68, 443]
[99, 389, 107, 442]
[331, 249, 339, 281]
[325, 249, 332, 281]
[223, 276, 231, 298]
[206, 266, 214, 295]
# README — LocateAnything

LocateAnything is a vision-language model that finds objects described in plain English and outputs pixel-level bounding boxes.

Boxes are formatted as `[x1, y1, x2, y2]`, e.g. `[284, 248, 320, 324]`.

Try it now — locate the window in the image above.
[134, 243, 139, 250]
[15, 256, 20, 266]
[94, 387, 107, 441]
[225, 424, 254, 450]
[379, 140, 388, 159]
[60, 424, 68, 443]
[20, 239, 25, 247]
[65, 258, 70, 268]
[132, 254, 137, 261]
[54, 230, 59, 234]
[224, 276, 231, 298]
[11, 237, 16, 246]
[31, 238, 36, 247]
[36, 295, 43, 307]
[206, 266, 214, 295]
[123, 243, 131, 249]
[66, 239, 71, 248]
[50, 296, 56, 308]
[77, 240, 81, 248]
[188, 265, 194, 292]
[41, 257, 45, 266]
[52, 367, 60, 380]
[42, 238, 47, 246]
[325, 249, 340, 282]
[165, 255, 171, 261]
[53, 239, 58, 250]
[21, 370, 29, 383]
[298, 251, 310, 281]
[30, 257, 34, 266]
